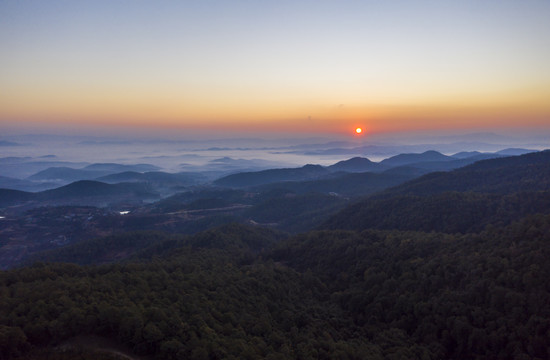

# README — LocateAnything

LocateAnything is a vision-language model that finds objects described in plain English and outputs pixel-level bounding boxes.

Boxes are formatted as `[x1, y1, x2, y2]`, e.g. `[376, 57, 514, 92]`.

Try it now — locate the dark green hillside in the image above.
[153, 188, 251, 213]
[181, 223, 286, 253]
[380, 150, 550, 196]
[3, 150, 550, 360]
[255, 171, 417, 197]
[29, 224, 285, 266]
[0, 181, 160, 209]
[271, 214, 550, 359]
[214, 164, 329, 187]
[0, 180, 160, 204]
[323, 151, 550, 233]
[2, 215, 550, 359]
[323, 191, 550, 233]
[0, 188, 33, 206]
[27, 231, 180, 266]
[244, 192, 347, 232]
[37, 180, 158, 200]
[395, 153, 502, 172]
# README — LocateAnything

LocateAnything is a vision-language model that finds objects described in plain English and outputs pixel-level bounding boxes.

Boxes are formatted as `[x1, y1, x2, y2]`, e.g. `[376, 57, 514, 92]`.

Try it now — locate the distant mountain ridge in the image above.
[327, 157, 387, 172]
[28, 167, 107, 181]
[379, 149, 550, 196]
[213, 148, 532, 189]
[380, 150, 454, 166]
[0, 180, 159, 207]
[322, 150, 550, 232]
[214, 164, 329, 187]
[82, 163, 160, 172]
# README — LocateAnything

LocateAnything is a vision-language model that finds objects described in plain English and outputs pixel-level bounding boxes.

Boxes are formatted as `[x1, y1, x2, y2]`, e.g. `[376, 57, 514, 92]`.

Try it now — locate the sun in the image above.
[355, 127, 362, 134]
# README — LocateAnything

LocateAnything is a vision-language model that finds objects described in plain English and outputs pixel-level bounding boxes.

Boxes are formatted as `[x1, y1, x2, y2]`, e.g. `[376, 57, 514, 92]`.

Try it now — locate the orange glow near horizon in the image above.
[1, 81, 550, 136]
[2, 1, 550, 137]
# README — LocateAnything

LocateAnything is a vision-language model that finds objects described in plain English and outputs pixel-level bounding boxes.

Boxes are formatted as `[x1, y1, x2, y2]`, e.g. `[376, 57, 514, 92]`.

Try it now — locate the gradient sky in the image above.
[1, 0, 549, 136]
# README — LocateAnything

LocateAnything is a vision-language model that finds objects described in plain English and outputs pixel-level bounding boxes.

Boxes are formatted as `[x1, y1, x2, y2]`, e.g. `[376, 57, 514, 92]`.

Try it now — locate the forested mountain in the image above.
[0, 189, 34, 207]
[323, 190, 550, 233]
[214, 164, 329, 187]
[376, 150, 550, 197]
[254, 171, 417, 197]
[28, 167, 106, 182]
[96, 171, 206, 185]
[379, 150, 453, 167]
[27, 163, 161, 182]
[243, 192, 347, 232]
[327, 157, 387, 173]
[323, 150, 550, 232]
[82, 163, 160, 172]
[27, 224, 285, 266]
[0, 180, 160, 208]
[213, 150, 524, 190]
[2, 215, 550, 359]
[1, 150, 549, 359]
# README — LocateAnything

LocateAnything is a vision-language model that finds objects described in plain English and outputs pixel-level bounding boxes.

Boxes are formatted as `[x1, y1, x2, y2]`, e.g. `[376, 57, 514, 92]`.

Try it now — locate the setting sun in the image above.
[355, 127, 362, 134]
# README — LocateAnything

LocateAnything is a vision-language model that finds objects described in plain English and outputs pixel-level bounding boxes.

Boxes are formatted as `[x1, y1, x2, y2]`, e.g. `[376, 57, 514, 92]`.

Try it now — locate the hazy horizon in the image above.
[2, 1, 549, 138]
[2, 130, 548, 176]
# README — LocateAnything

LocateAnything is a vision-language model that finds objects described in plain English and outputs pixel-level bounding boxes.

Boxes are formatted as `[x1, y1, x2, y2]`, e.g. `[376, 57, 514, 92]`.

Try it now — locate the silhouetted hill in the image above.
[0, 175, 59, 192]
[397, 153, 503, 171]
[380, 150, 453, 166]
[83, 163, 160, 172]
[37, 180, 159, 200]
[27, 163, 163, 183]
[28, 166, 106, 181]
[322, 151, 550, 232]
[97, 170, 206, 184]
[327, 157, 387, 172]
[95, 171, 144, 182]
[451, 151, 482, 159]
[378, 150, 550, 196]
[496, 148, 536, 156]
[214, 164, 329, 187]
[255, 170, 418, 197]
[0, 180, 160, 208]
[0, 189, 33, 206]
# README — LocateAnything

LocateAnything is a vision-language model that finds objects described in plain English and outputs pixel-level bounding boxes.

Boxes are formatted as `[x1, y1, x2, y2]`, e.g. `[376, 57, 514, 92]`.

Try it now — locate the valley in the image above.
[1, 148, 550, 359]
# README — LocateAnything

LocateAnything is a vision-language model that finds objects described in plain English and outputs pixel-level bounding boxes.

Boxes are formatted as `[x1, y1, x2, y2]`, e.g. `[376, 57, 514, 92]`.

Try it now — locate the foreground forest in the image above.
[1, 151, 550, 359]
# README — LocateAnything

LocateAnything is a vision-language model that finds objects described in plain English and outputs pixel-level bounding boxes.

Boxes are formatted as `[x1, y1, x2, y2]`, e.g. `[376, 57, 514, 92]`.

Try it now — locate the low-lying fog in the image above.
[1, 131, 548, 179]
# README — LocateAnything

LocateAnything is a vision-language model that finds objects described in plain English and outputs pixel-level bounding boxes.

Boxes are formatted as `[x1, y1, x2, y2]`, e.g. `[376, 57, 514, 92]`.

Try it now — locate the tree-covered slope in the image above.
[27, 224, 286, 266]
[254, 171, 417, 197]
[214, 164, 329, 187]
[378, 150, 550, 197]
[2, 215, 550, 359]
[323, 191, 550, 233]
[0, 180, 160, 207]
[323, 151, 550, 233]
[271, 214, 550, 359]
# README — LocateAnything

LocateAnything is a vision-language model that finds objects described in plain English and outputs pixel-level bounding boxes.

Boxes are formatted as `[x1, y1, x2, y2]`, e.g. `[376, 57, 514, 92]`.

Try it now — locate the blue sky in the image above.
[1, 0, 549, 136]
